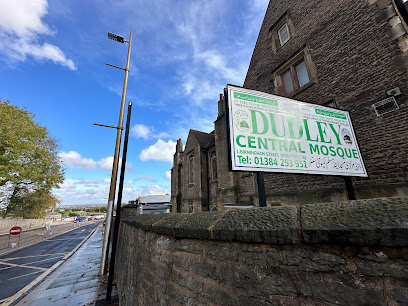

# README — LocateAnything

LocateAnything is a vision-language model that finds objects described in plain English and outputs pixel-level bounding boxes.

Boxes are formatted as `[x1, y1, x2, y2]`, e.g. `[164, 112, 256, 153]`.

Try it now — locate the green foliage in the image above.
[69, 212, 80, 217]
[85, 206, 107, 212]
[7, 189, 60, 218]
[0, 100, 65, 217]
[55, 209, 70, 218]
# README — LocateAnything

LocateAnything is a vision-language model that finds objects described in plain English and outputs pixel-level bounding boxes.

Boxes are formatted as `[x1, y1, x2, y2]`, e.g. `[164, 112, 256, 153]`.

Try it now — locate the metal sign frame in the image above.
[8, 226, 22, 247]
[225, 84, 367, 177]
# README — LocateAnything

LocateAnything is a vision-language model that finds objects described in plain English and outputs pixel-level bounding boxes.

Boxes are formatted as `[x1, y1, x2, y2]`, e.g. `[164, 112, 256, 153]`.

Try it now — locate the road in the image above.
[0, 222, 101, 304]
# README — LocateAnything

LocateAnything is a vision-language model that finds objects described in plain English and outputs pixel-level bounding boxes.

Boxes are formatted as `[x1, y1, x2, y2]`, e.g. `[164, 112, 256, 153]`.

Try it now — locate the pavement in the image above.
[13, 224, 118, 306]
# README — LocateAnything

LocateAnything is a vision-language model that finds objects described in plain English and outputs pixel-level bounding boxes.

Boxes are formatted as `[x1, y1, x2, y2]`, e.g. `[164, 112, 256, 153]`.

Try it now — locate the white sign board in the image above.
[226, 85, 367, 177]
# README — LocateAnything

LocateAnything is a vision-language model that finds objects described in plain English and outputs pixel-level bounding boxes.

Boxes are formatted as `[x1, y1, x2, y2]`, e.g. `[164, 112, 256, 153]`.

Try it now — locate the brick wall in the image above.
[115, 197, 408, 305]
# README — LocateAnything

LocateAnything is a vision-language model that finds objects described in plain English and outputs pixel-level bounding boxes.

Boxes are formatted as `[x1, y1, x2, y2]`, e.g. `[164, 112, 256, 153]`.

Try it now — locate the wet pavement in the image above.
[14, 224, 117, 306]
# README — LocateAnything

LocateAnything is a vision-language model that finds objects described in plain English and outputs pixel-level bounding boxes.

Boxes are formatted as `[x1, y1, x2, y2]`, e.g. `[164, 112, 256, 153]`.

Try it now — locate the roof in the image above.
[190, 129, 215, 149]
[139, 194, 171, 204]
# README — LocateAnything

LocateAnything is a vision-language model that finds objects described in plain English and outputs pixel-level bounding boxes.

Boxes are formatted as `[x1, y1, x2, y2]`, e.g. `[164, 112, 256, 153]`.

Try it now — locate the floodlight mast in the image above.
[100, 27, 132, 276]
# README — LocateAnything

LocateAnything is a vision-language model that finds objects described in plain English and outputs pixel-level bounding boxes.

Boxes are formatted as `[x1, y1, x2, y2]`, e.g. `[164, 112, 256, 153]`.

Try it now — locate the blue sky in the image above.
[0, 0, 268, 206]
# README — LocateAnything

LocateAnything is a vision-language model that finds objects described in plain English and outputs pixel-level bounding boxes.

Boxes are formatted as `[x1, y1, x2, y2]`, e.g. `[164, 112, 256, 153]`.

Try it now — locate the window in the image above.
[210, 151, 217, 181]
[273, 49, 316, 96]
[281, 60, 310, 95]
[269, 12, 293, 52]
[278, 23, 290, 46]
[189, 155, 194, 184]
[187, 204, 194, 213]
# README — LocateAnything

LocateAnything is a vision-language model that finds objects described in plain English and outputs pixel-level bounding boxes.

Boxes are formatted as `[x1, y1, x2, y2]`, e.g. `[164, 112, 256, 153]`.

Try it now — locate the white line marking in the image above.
[1, 253, 67, 261]
[0, 260, 47, 271]
[0, 225, 100, 306]
[8, 270, 42, 280]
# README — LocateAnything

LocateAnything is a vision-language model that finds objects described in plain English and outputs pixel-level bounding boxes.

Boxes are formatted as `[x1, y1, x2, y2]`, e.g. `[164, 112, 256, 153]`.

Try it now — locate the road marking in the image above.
[0, 259, 64, 306]
[0, 255, 63, 274]
[0, 224, 100, 306]
[21, 255, 65, 266]
[0, 260, 48, 271]
[0, 253, 67, 261]
[46, 238, 86, 242]
[8, 270, 42, 280]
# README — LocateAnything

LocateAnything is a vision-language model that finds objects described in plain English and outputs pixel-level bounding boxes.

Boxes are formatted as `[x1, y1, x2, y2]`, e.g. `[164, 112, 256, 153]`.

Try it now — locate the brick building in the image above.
[171, 0, 408, 213]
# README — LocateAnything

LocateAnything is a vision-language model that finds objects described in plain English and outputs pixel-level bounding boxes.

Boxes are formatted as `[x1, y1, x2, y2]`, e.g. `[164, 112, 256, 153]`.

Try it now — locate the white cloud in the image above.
[196, 49, 243, 84]
[59, 151, 134, 172]
[140, 139, 176, 162]
[0, 0, 76, 70]
[165, 170, 171, 180]
[97, 156, 115, 171]
[58, 151, 96, 169]
[131, 124, 170, 140]
[53, 178, 170, 205]
[133, 184, 169, 196]
[54, 178, 109, 205]
[131, 124, 151, 139]
[250, 0, 270, 12]
[135, 176, 157, 182]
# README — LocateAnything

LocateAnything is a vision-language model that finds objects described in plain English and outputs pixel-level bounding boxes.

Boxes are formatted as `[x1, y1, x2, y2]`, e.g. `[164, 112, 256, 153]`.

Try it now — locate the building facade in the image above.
[171, 0, 408, 213]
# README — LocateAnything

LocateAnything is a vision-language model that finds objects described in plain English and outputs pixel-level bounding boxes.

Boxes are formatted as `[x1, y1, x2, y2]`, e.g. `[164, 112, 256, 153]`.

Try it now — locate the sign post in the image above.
[8, 226, 22, 247]
[225, 85, 367, 201]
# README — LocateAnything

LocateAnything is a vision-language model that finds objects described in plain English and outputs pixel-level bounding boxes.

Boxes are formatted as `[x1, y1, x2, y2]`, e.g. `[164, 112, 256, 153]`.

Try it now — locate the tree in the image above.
[55, 209, 70, 218]
[7, 189, 60, 218]
[0, 100, 65, 217]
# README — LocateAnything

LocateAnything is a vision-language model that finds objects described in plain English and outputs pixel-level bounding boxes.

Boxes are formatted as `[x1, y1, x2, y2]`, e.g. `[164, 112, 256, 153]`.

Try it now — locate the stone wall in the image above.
[0, 218, 56, 235]
[115, 197, 408, 305]
[244, 0, 408, 201]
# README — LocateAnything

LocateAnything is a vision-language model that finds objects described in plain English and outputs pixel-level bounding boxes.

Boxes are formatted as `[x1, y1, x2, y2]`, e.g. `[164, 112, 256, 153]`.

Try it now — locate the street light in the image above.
[108, 32, 127, 43]
[98, 27, 132, 276]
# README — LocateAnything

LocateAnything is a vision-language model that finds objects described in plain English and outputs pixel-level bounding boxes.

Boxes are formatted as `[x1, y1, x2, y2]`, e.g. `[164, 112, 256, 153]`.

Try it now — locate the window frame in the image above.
[188, 155, 194, 185]
[278, 22, 290, 46]
[269, 12, 294, 53]
[273, 48, 316, 97]
[210, 151, 217, 181]
[282, 67, 296, 95]
[281, 59, 310, 95]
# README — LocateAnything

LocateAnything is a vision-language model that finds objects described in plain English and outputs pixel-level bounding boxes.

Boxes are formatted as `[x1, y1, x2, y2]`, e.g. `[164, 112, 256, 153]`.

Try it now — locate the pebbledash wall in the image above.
[115, 198, 408, 306]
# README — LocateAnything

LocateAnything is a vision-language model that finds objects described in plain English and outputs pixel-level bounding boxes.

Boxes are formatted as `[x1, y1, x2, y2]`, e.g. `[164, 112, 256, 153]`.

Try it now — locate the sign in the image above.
[226, 85, 367, 177]
[9, 226, 22, 236]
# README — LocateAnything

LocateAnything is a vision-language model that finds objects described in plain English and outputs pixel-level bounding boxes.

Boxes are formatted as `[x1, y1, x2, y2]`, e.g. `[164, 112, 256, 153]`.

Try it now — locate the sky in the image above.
[0, 0, 268, 206]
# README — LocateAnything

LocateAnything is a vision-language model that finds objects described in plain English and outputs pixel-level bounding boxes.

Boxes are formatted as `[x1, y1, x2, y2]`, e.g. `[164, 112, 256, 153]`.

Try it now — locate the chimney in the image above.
[176, 138, 183, 153]
[218, 93, 225, 118]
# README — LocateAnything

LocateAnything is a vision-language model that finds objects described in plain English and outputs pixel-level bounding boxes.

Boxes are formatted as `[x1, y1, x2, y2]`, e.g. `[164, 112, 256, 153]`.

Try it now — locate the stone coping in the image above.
[122, 197, 408, 246]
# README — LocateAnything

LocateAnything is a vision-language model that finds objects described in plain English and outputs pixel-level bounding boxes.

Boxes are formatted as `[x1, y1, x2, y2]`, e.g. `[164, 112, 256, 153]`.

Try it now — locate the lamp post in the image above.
[98, 27, 132, 276]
